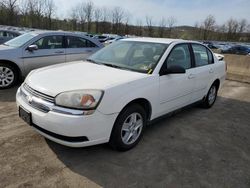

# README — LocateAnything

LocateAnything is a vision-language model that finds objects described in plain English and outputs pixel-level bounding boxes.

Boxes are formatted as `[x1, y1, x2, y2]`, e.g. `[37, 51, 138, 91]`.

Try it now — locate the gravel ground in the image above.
[0, 80, 250, 188]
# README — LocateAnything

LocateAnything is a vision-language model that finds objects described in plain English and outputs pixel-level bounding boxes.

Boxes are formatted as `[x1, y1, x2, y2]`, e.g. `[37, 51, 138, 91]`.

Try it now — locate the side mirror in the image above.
[26, 44, 38, 51]
[160, 65, 186, 76]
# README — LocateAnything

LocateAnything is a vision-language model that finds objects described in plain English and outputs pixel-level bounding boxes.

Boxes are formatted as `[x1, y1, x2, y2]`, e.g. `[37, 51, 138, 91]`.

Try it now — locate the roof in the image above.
[122, 37, 184, 44]
[30, 30, 67, 35]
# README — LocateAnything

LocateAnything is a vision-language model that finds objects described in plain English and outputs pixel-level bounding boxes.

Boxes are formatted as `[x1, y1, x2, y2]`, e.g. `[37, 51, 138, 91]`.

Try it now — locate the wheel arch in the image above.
[0, 59, 22, 79]
[212, 79, 220, 90]
[118, 98, 152, 121]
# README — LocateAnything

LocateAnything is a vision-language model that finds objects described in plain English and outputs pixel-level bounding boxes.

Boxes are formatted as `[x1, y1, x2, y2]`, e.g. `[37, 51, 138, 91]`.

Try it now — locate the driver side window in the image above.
[33, 35, 63, 49]
[166, 44, 191, 69]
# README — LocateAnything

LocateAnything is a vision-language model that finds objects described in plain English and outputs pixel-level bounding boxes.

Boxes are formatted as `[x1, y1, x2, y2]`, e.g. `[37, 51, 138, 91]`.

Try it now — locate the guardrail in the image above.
[225, 54, 250, 83]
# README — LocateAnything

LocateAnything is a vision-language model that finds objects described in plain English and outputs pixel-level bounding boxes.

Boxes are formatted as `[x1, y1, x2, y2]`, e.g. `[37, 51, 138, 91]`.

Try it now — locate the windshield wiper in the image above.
[86, 58, 98, 64]
[101, 63, 122, 68]
[87, 60, 130, 71]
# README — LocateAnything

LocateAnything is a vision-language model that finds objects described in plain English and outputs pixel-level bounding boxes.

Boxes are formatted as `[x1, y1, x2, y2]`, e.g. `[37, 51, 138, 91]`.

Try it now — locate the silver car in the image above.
[0, 31, 103, 89]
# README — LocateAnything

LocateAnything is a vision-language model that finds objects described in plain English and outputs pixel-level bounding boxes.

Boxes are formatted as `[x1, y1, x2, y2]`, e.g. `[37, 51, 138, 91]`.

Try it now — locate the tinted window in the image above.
[207, 49, 214, 64]
[34, 35, 63, 49]
[0, 31, 5, 37]
[166, 44, 191, 69]
[6, 32, 17, 38]
[192, 44, 209, 67]
[67, 36, 96, 48]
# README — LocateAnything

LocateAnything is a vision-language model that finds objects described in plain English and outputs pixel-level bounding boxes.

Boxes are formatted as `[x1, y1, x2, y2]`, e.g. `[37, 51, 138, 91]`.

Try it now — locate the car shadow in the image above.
[46, 96, 250, 188]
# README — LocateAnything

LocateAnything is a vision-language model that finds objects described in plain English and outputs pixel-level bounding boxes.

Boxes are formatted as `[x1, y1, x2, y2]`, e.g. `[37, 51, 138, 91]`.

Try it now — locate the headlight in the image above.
[55, 90, 104, 110]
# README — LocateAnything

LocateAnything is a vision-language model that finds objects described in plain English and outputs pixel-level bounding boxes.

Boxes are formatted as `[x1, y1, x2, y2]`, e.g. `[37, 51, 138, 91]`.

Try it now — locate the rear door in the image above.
[190, 43, 215, 102]
[22, 34, 66, 73]
[65, 35, 100, 62]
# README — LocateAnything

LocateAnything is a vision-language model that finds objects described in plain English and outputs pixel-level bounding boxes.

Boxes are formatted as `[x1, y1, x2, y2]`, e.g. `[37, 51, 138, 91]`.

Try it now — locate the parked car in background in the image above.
[0, 31, 103, 89]
[85, 34, 94, 38]
[0, 30, 20, 44]
[221, 45, 250, 55]
[214, 53, 224, 61]
[104, 36, 124, 45]
[16, 38, 226, 151]
[203, 41, 217, 49]
[93, 35, 109, 43]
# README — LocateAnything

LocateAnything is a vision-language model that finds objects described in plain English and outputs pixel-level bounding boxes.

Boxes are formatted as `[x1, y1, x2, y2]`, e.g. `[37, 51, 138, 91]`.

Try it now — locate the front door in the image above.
[22, 35, 65, 75]
[158, 44, 195, 116]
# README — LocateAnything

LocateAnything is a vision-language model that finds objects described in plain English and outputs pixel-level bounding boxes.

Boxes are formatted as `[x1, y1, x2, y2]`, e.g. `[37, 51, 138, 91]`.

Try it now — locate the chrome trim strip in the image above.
[23, 83, 54, 103]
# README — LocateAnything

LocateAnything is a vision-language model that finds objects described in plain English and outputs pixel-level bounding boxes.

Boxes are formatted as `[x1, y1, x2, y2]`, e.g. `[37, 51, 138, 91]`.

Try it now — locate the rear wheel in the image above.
[0, 63, 18, 89]
[202, 84, 218, 108]
[109, 104, 146, 151]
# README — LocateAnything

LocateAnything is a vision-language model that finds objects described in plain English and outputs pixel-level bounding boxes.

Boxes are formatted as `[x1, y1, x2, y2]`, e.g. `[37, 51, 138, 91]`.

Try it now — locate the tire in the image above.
[202, 83, 218, 108]
[0, 63, 18, 89]
[109, 104, 146, 151]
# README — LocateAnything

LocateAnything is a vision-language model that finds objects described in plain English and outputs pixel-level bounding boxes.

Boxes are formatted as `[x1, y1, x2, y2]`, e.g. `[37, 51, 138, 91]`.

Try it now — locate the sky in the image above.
[55, 0, 250, 26]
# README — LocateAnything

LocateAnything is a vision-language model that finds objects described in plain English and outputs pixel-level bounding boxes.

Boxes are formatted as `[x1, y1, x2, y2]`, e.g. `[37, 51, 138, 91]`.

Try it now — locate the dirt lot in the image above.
[1, 80, 250, 188]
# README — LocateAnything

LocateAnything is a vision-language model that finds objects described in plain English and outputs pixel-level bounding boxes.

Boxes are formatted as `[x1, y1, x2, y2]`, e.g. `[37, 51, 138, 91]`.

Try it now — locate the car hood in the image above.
[25, 61, 148, 97]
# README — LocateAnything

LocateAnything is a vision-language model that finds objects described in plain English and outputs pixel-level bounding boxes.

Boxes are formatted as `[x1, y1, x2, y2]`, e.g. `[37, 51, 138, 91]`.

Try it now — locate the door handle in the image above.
[188, 74, 195, 79]
[209, 68, 214, 73]
[54, 51, 64, 54]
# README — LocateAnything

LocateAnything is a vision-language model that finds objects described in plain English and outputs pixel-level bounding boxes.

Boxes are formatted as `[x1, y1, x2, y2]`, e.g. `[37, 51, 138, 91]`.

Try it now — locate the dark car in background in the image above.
[221, 45, 250, 55]
[203, 41, 218, 49]
[0, 30, 20, 44]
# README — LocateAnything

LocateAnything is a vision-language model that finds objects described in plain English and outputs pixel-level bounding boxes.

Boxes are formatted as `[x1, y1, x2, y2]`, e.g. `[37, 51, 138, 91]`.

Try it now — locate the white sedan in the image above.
[16, 38, 226, 151]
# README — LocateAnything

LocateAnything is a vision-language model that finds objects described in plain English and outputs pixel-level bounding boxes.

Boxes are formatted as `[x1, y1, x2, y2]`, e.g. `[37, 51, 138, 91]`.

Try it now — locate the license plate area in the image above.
[19, 106, 32, 125]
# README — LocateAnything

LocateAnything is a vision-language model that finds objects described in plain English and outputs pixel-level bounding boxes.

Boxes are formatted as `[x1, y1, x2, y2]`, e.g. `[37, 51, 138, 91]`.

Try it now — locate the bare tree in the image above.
[84, 1, 94, 32]
[112, 7, 124, 34]
[136, 19, 143, 36]
[123, 11, 130, 35]
[1, 0, 18, 25]
[238, 19, 247, 33]
[94, 7, 101, 33]
[75, 3, 86, 31]
[44, 0, 56, 29]
[146, 16, 154, 37]
[23, 0, 46, 28]
[70, 6, 78, 30]
[202, 15, 216, 40]
[158, 17, 166, 37]
[167, 16, 177, 37]
[226, 18, 239, 40]
[100, 7, 110, 33]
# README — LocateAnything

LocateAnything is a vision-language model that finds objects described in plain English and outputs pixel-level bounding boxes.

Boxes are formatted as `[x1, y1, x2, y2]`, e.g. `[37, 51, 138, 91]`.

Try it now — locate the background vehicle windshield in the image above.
[89, 41, 168, 73]
[4, 33, 37, 47]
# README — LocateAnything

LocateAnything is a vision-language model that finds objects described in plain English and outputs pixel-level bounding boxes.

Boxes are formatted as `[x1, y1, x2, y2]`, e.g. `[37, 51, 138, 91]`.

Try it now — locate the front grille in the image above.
[23, 83, 55, 103]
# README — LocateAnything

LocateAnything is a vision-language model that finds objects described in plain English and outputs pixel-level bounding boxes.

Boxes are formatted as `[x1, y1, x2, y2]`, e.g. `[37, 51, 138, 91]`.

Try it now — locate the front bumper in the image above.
[16, 87, 118, 147]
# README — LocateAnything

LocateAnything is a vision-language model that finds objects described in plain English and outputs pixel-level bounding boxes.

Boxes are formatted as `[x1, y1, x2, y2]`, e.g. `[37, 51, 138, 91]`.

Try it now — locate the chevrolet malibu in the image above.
[0, 31, 103, 89]
[16, 38, 226, 151]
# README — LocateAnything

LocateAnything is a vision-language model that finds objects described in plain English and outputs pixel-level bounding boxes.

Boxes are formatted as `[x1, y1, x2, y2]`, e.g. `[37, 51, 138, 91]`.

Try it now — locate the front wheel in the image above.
[109, 104, 146, 151]
[202, 84, 218, 108]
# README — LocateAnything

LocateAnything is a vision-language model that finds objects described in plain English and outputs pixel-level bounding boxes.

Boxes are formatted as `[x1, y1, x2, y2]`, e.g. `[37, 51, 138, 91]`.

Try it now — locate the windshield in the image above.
[88, 41, 168, 73]
[4, 33, 38, 47]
